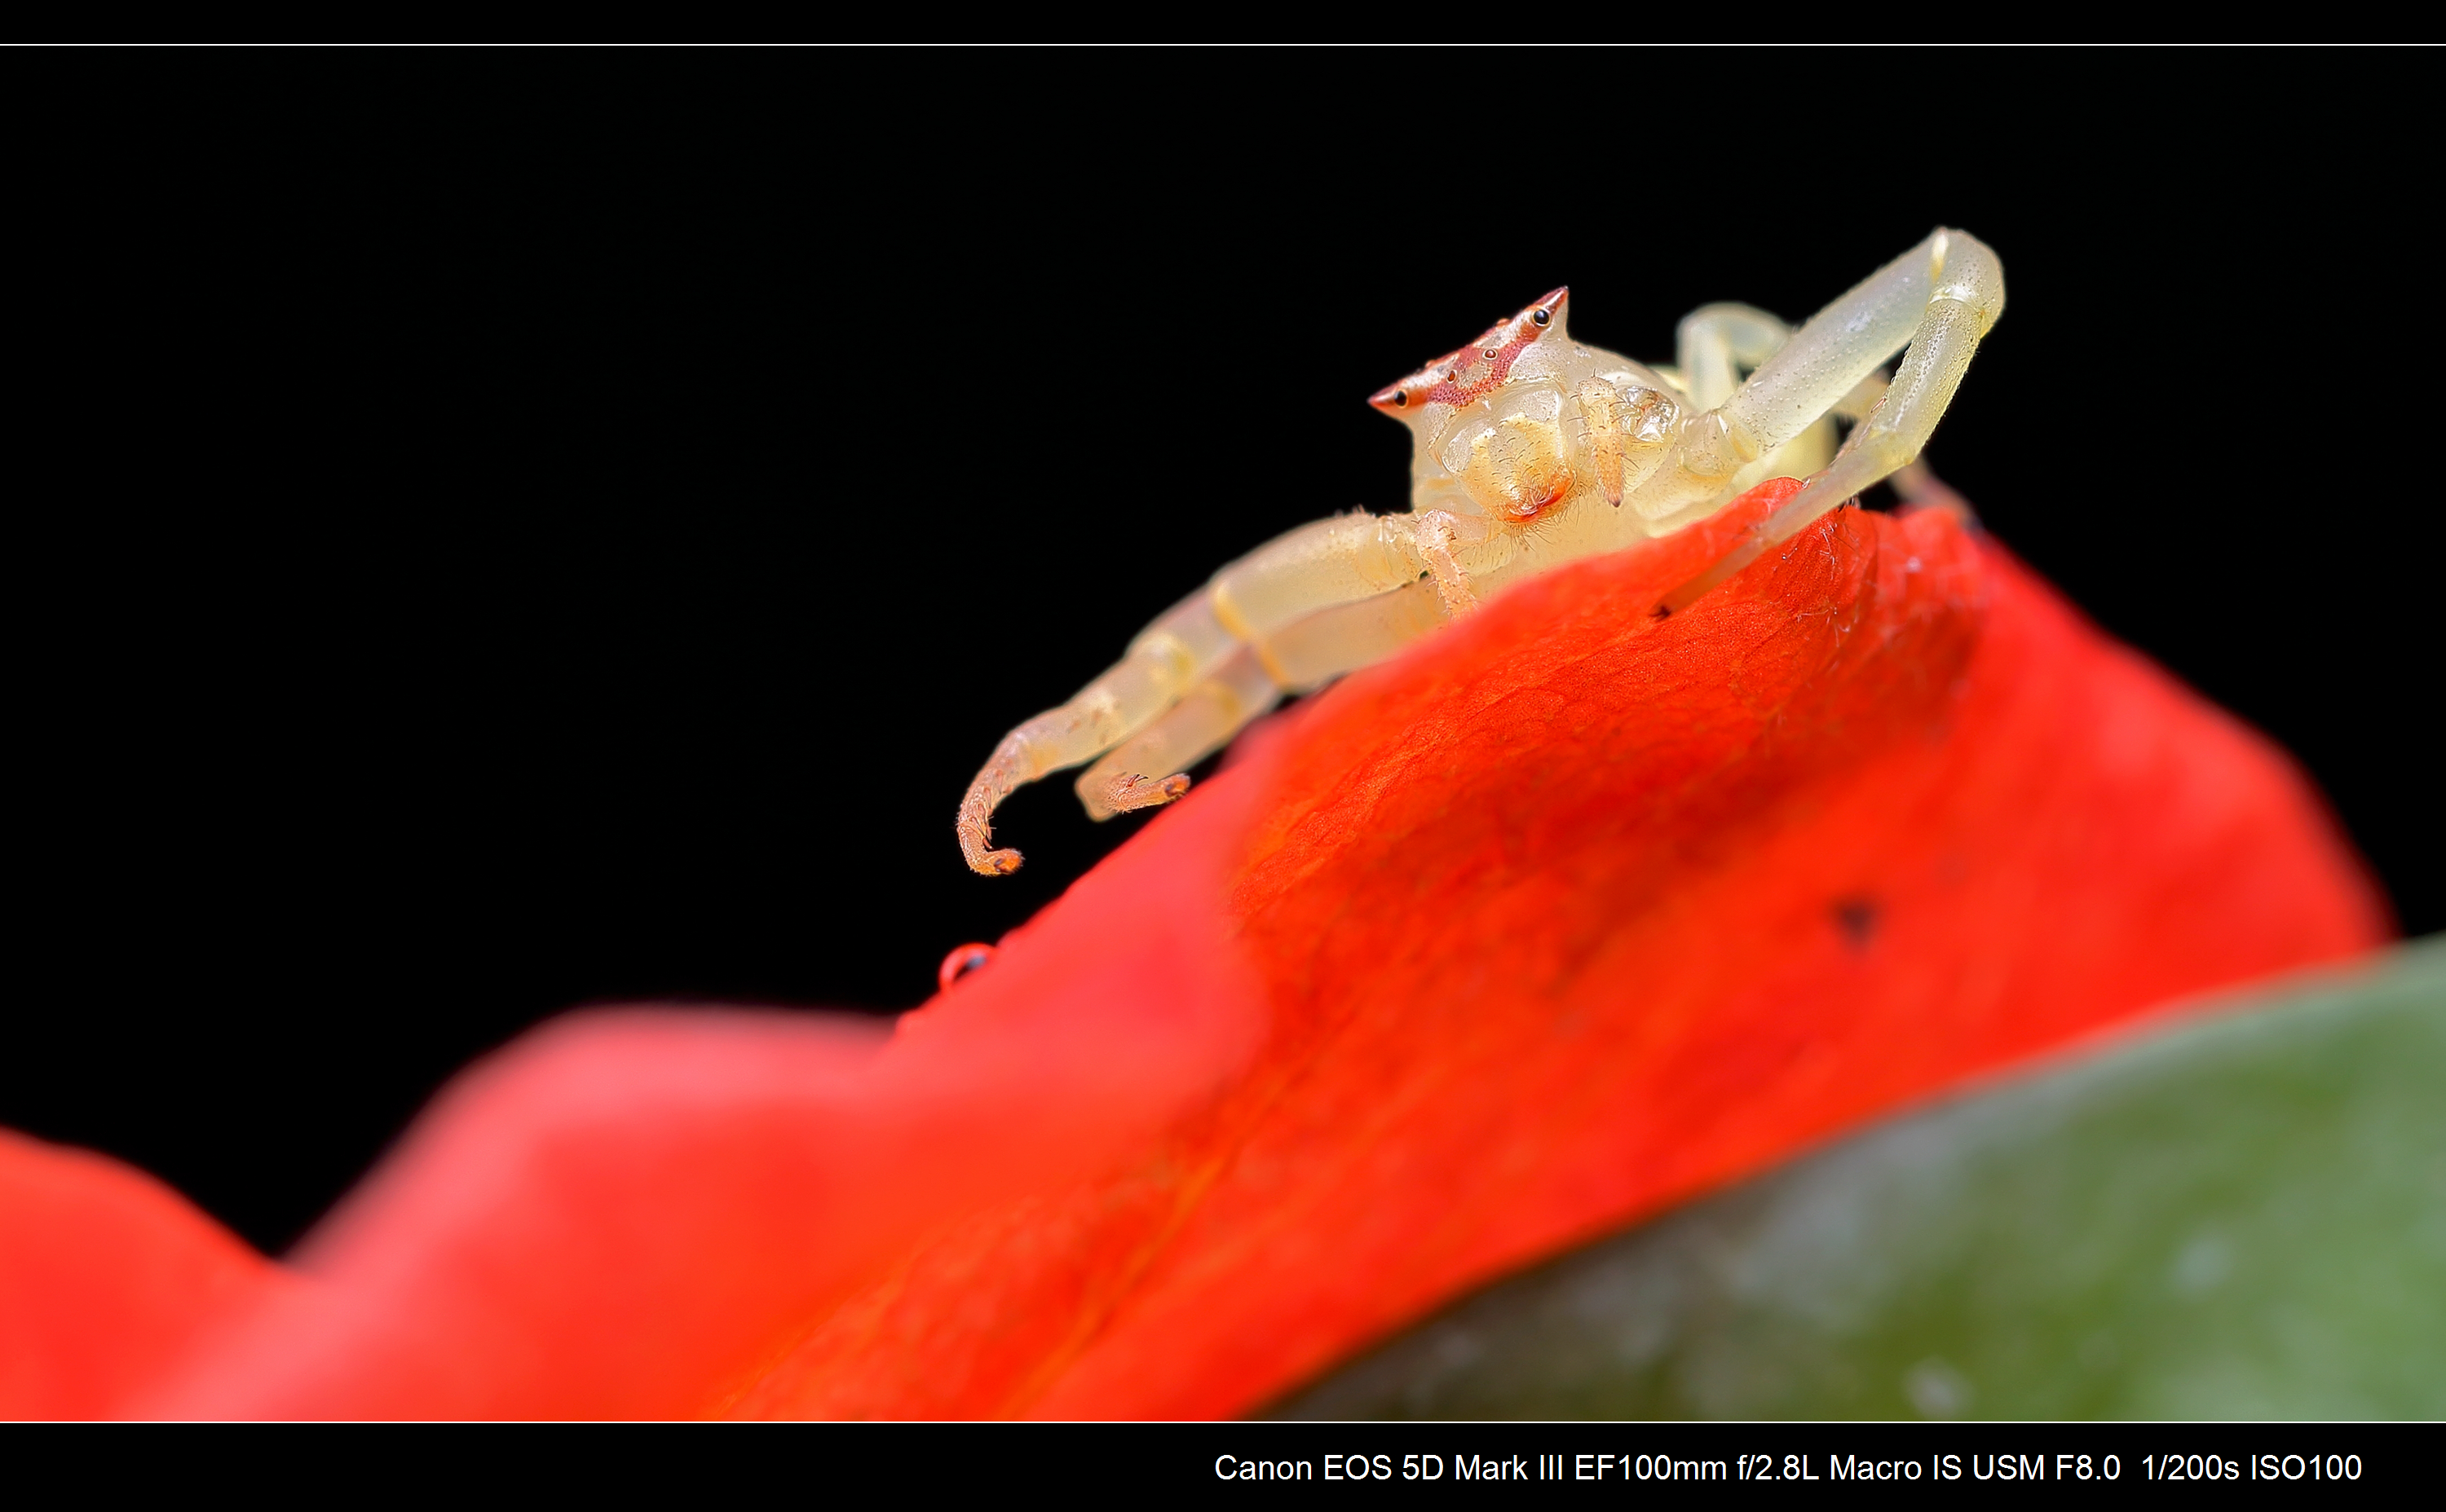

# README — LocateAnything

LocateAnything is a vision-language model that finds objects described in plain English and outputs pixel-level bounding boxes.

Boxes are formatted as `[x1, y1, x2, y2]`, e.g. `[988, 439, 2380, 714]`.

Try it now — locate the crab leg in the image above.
[1264, 577, 1446, 692]
[1675, 303, 1893, 497]
[956, 591, 1238, 875]
[1070, 567, 1464, 823]
[1675, 302, 1793, 410]
[1766, 237, 2003, 528]
[1623, 228, 2003, 527]
[958, 513, 1461, 874]
[1075, 648, 1283, 819]
[1208, 513, 1446, 643]
[1657, 231, 2006, 612]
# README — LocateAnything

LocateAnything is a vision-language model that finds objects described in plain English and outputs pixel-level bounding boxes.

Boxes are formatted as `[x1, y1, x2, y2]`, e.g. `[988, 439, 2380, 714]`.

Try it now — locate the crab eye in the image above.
[1393, 391, 1409, 408]
[1531, 308, 1551, 327]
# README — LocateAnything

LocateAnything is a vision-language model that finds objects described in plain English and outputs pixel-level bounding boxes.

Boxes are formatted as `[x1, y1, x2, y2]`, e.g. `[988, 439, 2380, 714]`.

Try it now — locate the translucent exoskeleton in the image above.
[957, 229, 2005, 875]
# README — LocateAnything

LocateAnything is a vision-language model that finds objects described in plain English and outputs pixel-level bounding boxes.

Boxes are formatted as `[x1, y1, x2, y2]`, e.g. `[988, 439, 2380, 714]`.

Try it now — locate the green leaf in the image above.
[1272, 939, 2446, 1419]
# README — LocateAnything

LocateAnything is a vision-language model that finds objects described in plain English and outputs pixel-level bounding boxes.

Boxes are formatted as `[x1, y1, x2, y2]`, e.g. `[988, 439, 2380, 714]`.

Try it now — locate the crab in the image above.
[957, 229, 2006, 876]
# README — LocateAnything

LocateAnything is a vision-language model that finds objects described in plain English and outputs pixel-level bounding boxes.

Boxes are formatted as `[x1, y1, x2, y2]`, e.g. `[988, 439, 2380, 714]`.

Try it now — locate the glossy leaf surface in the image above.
[1278, 939, 2446, 1419]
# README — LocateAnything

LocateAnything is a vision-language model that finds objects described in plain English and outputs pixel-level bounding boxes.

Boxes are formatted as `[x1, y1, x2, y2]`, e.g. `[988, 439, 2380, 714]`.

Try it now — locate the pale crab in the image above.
[958, 229, 2005, 875]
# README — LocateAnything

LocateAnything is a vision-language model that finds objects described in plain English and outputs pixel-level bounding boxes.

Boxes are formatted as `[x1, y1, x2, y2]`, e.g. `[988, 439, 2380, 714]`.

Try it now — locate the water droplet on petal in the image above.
[937, 941, 997, 994]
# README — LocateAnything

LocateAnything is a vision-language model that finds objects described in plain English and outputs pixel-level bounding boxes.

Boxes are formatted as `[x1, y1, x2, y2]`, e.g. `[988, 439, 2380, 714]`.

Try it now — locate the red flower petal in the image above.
[19, 480, 2386, 1417]
[716, 483, 2385, 1418]
[135, 846, 1265, 1418]
[0, 1130, 286, 1417]
[1026, 487, 2391, 1417]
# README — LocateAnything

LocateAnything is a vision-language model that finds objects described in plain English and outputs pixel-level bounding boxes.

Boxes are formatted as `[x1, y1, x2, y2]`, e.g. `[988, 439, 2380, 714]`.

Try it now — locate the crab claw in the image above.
[1105, 771, 1192, 814]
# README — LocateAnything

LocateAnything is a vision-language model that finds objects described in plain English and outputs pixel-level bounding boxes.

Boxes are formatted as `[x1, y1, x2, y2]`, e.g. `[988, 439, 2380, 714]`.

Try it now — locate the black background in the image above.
[9, 50, 2439, 1254]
